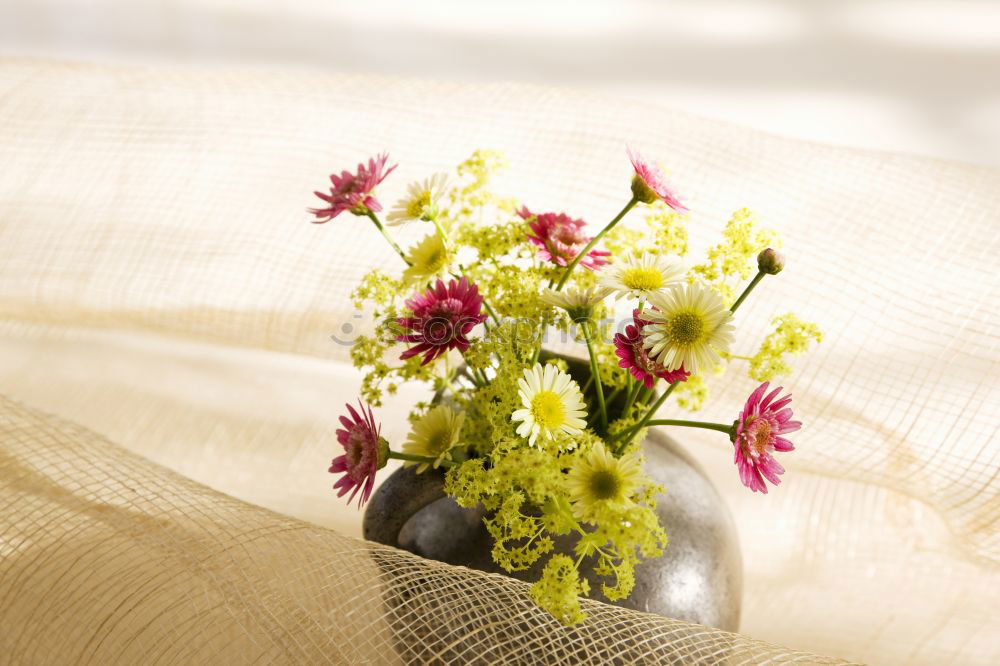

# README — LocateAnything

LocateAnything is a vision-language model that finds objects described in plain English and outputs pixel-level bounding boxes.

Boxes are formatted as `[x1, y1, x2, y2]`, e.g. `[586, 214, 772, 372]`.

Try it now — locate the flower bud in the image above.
[757, 248, 785, 275]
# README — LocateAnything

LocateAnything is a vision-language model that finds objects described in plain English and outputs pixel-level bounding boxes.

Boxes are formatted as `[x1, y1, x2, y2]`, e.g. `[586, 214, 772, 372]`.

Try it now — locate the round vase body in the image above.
[363, 428, 742, 631]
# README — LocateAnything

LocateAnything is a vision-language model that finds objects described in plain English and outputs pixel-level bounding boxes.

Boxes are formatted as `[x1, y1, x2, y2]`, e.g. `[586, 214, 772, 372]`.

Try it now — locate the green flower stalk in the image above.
[730, 247, 785, 313]
[555, 196, 638, 290]
[581, 320, 608, 432]
[646, 419, 735, 436]
[729, 269, 765, 314]
[387, 450, 457, 468]
[366, 210, 411, 265]
[608, 382, 679, 451]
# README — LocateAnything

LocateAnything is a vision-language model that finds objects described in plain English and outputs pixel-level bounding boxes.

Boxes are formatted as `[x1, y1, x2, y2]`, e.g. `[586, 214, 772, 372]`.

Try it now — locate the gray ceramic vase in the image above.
[363, 355, 743, 632]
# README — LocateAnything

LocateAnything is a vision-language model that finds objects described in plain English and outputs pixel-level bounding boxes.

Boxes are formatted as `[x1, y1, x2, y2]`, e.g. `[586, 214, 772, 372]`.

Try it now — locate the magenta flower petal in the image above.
[329, 400, 386, 507]
[614, 309, 690, 389]
[309, 153, 397, 222]
[627, 147, 688, 213]
[395, 277, 488, 365]
[733, 382, 801, 494]
[518, 207, 610, 270]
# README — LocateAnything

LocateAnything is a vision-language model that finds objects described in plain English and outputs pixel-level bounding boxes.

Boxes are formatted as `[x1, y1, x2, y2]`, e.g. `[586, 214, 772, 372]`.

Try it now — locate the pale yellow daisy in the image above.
[641, 282, 734, 374]
[401, 405, 465, 473]
[511, 363, 587, 446]
[539, 285, 611, 322]
[598, 253, 684, 301]
[401, 233, 451, 284]
[386, 173, 449, 226]
[566, 442, 643, 521]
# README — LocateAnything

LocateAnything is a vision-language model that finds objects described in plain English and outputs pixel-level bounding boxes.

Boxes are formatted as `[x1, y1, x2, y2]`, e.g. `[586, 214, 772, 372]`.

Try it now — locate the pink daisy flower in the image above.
[329, 401, 388, 507]
[396, 277, 488, 365]
[614, 309, 690, 389]
[310, 153, 397, 222]
[627, 147, 688, 213]
[518, 207, 610, 270]
[733, 382, 801, 494]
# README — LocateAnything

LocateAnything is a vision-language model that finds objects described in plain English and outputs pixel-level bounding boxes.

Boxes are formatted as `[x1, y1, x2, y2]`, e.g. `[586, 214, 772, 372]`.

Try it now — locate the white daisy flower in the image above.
[641, 282, 735, 374]
[598, 253, 684, 301]
[511, 363, 588, 446]
[386, 173, 449, 226]
[539, 285, 611, 322]
[401, 405, 465, 473]
[401, 232, 451, 284]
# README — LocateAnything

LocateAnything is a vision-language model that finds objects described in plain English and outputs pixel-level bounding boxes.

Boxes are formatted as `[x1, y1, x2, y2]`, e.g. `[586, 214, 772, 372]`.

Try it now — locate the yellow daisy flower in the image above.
[511, 363, 587, 446]
[641, 282, 734, 374]
[386, 173, 449, 226]
[566, 442, 643, 521]
[598, 253, 684, 301]
[401, 405, 465, 473]
[401, 233, 451, 284]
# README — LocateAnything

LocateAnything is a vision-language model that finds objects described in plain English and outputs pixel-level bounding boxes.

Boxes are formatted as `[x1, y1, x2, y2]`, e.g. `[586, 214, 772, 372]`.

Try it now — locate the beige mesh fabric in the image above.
[0, 395, 849, 664]
[0, 58, 997, 664]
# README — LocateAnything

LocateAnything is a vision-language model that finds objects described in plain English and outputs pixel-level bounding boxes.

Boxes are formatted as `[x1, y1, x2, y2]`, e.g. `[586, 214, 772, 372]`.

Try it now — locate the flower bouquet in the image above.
[312, 149, 821, 624]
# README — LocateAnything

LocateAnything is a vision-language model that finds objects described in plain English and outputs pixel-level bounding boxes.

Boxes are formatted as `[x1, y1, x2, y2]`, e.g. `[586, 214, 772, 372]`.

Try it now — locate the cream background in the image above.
[1, 0, 999, 167]
[0, 57, 998, 663]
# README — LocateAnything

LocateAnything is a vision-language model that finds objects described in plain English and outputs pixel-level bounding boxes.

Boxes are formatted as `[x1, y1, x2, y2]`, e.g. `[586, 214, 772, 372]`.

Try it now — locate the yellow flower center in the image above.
[407, 192, 432, 218]
[420, 248, 445, 272]
[667, 311, 705, 345]
[530, 390, 566, 429]
[426, 427, 452, 456]
[745, 416, 773, 456]
[406, 237, 448, 280]
[589, 469, 621, 500]
[621, 267, 664, 292]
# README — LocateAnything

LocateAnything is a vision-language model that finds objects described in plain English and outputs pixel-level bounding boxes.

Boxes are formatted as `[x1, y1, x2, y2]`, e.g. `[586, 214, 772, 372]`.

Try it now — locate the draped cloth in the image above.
[0, 58, 997, 664]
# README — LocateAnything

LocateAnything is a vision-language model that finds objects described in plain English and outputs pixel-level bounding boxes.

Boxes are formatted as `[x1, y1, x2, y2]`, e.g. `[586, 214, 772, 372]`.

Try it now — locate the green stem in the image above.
[530, 340, 543, 366]
[555, 196, 639, 290]
[464, 366, 484, 388]
[387, 450, 455, 467]
[730, 270, 765, 314]
[431, 215, 450, 251]
[622, 379, 642, 413]
[612, 382, 679, 446]
[366, 210, 411, 265]
[646, 419, 734, 436]
[604, 383, 626, 407]
[582, 320, 607, 432]
[481, 299, 500, 326]
[437, 366, 458, 397]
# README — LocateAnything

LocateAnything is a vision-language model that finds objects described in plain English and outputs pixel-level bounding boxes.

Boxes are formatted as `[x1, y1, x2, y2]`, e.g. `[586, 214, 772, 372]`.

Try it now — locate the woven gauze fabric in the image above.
[0, 59, 997, 664]
[0, 394, 850, 664]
